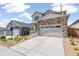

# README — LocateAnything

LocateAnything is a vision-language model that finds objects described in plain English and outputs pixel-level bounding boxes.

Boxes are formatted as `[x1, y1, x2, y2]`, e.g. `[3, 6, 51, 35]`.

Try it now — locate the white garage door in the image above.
[39, 24, 62, 37]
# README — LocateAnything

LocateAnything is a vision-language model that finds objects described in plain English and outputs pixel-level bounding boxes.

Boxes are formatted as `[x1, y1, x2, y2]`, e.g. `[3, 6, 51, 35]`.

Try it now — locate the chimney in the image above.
[60, 4, 67, 14]
[60, 4, 62, 13]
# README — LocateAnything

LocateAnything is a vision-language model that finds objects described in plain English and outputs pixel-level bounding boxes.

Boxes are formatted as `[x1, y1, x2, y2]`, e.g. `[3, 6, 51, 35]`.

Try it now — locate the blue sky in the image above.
[0, 3, 79, 27]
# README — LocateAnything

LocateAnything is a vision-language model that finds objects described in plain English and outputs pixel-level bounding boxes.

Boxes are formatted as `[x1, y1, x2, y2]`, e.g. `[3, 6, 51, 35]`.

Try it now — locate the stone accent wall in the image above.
[37, 16, 68, 25]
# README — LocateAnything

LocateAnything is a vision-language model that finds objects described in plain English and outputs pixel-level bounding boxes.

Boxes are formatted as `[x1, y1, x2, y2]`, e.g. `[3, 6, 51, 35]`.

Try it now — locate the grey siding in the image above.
[13, 29, 20, 36]
[0, 31, 6, 36]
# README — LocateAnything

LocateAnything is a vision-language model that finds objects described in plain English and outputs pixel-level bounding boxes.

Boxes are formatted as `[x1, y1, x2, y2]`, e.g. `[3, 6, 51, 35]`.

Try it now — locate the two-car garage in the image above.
[39, 24, 63, 37]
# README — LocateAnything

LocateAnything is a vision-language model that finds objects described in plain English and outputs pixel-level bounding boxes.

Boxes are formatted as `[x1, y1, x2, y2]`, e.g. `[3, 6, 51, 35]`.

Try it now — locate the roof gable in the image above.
[37, 14, 69, 21]
[32, 10, 68, 22]
[44, 10, 67, 15]
[7, 20, 30, 28]
[71, 19, 79, 27]
[31, 11, 43, 17]
[44, 10, 54, 15]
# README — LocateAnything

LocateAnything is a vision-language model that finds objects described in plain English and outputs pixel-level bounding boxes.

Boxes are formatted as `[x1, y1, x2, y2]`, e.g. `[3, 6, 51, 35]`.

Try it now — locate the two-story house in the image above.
[31, 10, 69, 37]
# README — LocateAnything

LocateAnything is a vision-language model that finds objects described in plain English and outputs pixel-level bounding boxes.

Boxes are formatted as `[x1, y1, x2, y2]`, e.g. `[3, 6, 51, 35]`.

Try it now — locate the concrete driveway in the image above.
[10, 36, 64, 56]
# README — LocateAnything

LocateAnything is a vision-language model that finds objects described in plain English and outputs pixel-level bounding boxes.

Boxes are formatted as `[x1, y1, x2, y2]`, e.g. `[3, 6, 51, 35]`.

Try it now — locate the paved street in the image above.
[0, 36, 64, 56]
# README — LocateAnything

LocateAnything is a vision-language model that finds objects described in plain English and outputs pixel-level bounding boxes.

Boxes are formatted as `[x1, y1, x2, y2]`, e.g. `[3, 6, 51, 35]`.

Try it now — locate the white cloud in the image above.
[0, 3, 7, 5]
[10, 18, 22, 22]
[0, 18, 22, 27]
[19, 12, 32, 19]
[0, 19, 10, 27]
[2, 3, 31, 13]
[51, 4, 78, 14]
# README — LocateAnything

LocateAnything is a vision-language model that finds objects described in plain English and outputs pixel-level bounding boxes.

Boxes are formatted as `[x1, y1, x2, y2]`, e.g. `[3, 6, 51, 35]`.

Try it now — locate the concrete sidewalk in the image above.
[10, 36, 64, 56]
[0, 45, 22, 56]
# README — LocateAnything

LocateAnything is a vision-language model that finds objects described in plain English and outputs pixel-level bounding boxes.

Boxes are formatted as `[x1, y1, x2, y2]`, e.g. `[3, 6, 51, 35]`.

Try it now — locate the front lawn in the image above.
[0, 35, 32, 47]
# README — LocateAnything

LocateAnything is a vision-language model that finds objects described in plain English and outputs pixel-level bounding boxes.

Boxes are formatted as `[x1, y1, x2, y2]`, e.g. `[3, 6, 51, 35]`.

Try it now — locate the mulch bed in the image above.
[63, 37, 79, 56]
[0, 35, 32, 47]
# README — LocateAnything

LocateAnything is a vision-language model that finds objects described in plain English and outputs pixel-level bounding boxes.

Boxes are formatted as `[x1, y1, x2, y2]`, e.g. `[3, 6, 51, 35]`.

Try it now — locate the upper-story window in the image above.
[34, 16, 39, 20]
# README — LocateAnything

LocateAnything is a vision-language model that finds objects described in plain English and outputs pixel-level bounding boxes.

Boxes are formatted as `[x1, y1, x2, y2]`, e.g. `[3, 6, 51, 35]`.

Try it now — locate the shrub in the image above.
[74, 48, 79, 51]
[14, 36, 23, 41]
[0, 36, 7, 42]
[70, 37, 76, 45]
[76, 53, 79, 56]
[17, 37, 22, 41]
[1, 36, 6, 39]
[24, 37, 27, 40]
[71, 41, 76, 45]
[8, 38, 13, 40]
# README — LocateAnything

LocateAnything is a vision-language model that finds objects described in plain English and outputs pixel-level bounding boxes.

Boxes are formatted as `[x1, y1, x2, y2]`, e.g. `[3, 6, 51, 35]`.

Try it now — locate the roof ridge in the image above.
[11, 20, 27, 24]
[70, 19, 79, 26]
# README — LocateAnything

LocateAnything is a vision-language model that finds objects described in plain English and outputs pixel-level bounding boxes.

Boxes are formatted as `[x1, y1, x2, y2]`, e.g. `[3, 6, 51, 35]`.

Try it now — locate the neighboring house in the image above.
[31, 10, 69, 37]
[69, 19, 79, 37]
[6, 20, 31, 36]
[70, 19, 79, 29]
[0, 27, 7, 36]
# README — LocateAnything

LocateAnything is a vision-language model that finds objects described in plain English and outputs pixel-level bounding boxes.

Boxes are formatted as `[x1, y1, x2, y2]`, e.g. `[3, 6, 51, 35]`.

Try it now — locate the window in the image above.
[55, 26, 61, 28]
[50, 26, 54, 28]
[45, 26, 49, 28]
[10, 27, 13, 31]
[34, 16, 39, 20]
[15, 26, 19, 29]
[41, 26, 44, 28]
[31, 28, 34, 29]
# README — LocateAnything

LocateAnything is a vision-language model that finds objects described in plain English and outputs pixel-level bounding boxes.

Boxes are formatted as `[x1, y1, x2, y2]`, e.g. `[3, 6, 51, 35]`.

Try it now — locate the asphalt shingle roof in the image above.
[38, 14, 67, 21]
[70, 19, 79, 27]
[10, 20, 30, 27]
